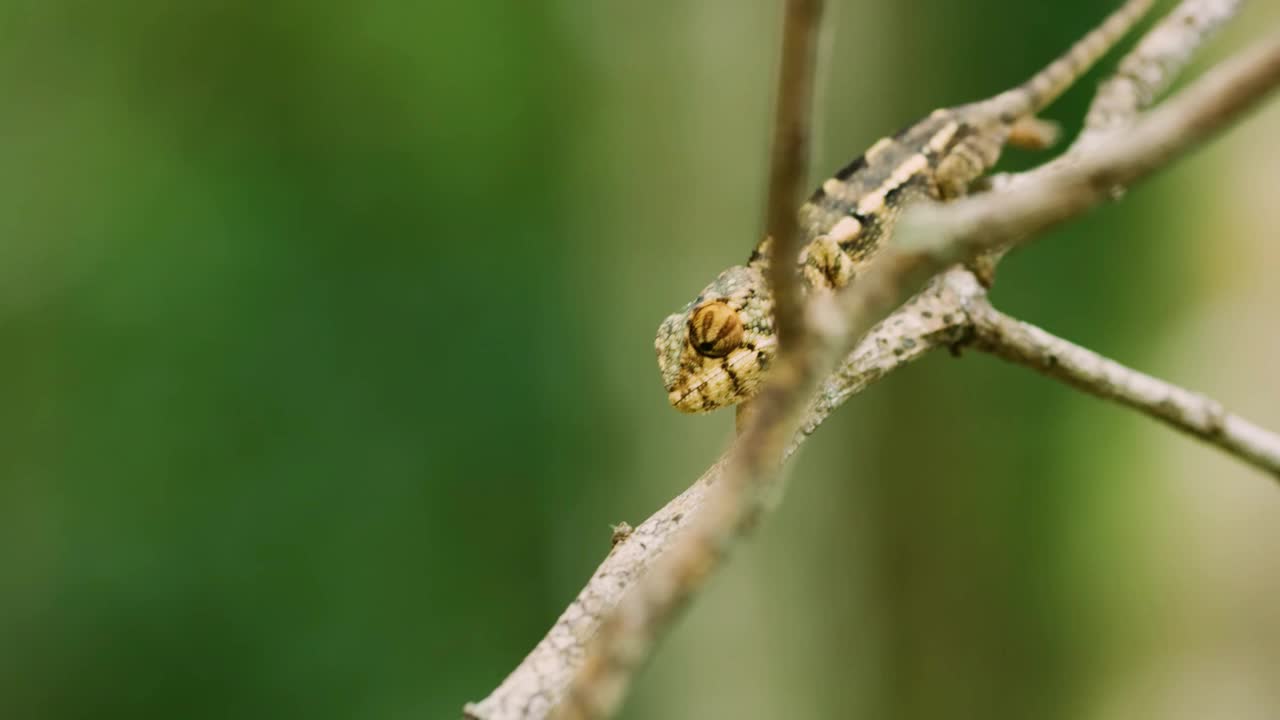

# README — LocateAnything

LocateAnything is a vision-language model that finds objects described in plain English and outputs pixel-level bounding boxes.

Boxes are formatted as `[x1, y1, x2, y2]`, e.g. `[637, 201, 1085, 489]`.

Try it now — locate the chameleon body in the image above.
[656, 0, 1153, 413]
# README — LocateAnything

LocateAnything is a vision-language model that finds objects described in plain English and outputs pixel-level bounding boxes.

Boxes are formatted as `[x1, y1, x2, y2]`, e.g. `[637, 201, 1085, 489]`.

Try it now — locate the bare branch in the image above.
[968, 301, 1280, 480]
[463, 5, 1274, 719]
[794, 268, 982, 450]
[546, 2, 828, 719]
[765, 0, 827, 346]
[985, 0, 1241, 265]
[1082, 0, 1243, 141]
[894, 29, 1280, 262]
[809, 29, 1280, 385]
[462, 459, 727, 720]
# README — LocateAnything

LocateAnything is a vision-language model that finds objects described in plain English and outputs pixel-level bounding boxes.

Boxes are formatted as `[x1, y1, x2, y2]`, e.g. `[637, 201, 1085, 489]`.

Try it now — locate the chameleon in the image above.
[655, 0, 1153, 414]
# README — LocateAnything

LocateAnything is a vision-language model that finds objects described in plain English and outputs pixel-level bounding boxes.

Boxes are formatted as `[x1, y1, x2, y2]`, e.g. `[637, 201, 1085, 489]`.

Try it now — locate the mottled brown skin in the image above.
[656, 0, 1154, 413]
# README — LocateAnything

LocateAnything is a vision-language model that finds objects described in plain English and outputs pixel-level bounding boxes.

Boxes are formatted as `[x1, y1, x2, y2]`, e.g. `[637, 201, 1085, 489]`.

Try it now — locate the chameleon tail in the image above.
[985, 0, 1155, 121]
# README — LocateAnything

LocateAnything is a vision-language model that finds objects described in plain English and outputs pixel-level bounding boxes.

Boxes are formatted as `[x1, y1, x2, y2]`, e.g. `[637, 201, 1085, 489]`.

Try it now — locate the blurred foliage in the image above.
[0, 1, 1276, 719]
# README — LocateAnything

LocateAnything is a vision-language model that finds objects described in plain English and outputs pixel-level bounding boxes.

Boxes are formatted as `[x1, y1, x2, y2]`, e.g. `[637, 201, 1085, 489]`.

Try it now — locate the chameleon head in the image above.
[654, 264, 777, 413]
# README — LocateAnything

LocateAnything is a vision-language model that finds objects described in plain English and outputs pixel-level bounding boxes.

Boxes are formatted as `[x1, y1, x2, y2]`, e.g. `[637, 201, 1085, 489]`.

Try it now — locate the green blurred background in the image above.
[1, 1, 1277, 718]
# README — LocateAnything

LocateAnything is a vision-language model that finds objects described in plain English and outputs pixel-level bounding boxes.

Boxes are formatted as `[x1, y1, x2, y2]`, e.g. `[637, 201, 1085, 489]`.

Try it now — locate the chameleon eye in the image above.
[688, 301, 744, 358]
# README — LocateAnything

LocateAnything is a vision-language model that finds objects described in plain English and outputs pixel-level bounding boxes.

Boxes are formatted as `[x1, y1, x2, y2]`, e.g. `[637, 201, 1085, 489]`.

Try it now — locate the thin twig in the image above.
[968, 301, 1280, 479]
[984, 0, 1240, 265]
[765, 0, 827, 346]
[1082, 0, 1243, 142]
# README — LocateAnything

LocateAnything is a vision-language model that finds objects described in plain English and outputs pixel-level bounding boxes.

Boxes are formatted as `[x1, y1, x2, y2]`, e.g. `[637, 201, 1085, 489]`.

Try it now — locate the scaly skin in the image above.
[656, 0, 1153, 413]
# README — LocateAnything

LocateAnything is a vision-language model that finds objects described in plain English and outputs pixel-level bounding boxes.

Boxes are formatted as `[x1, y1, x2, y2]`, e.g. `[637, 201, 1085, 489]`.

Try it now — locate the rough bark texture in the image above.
[969, 302, 1280, 480]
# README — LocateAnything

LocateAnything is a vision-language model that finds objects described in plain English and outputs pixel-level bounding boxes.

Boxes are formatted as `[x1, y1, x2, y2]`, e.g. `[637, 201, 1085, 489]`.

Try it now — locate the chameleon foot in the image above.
[1008, 115, 1062, 150]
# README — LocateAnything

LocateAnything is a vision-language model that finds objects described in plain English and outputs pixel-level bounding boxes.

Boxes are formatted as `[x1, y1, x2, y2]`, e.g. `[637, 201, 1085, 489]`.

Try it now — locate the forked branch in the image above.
[549, 2, 828, 717]
[464, 3, 1277, 719]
